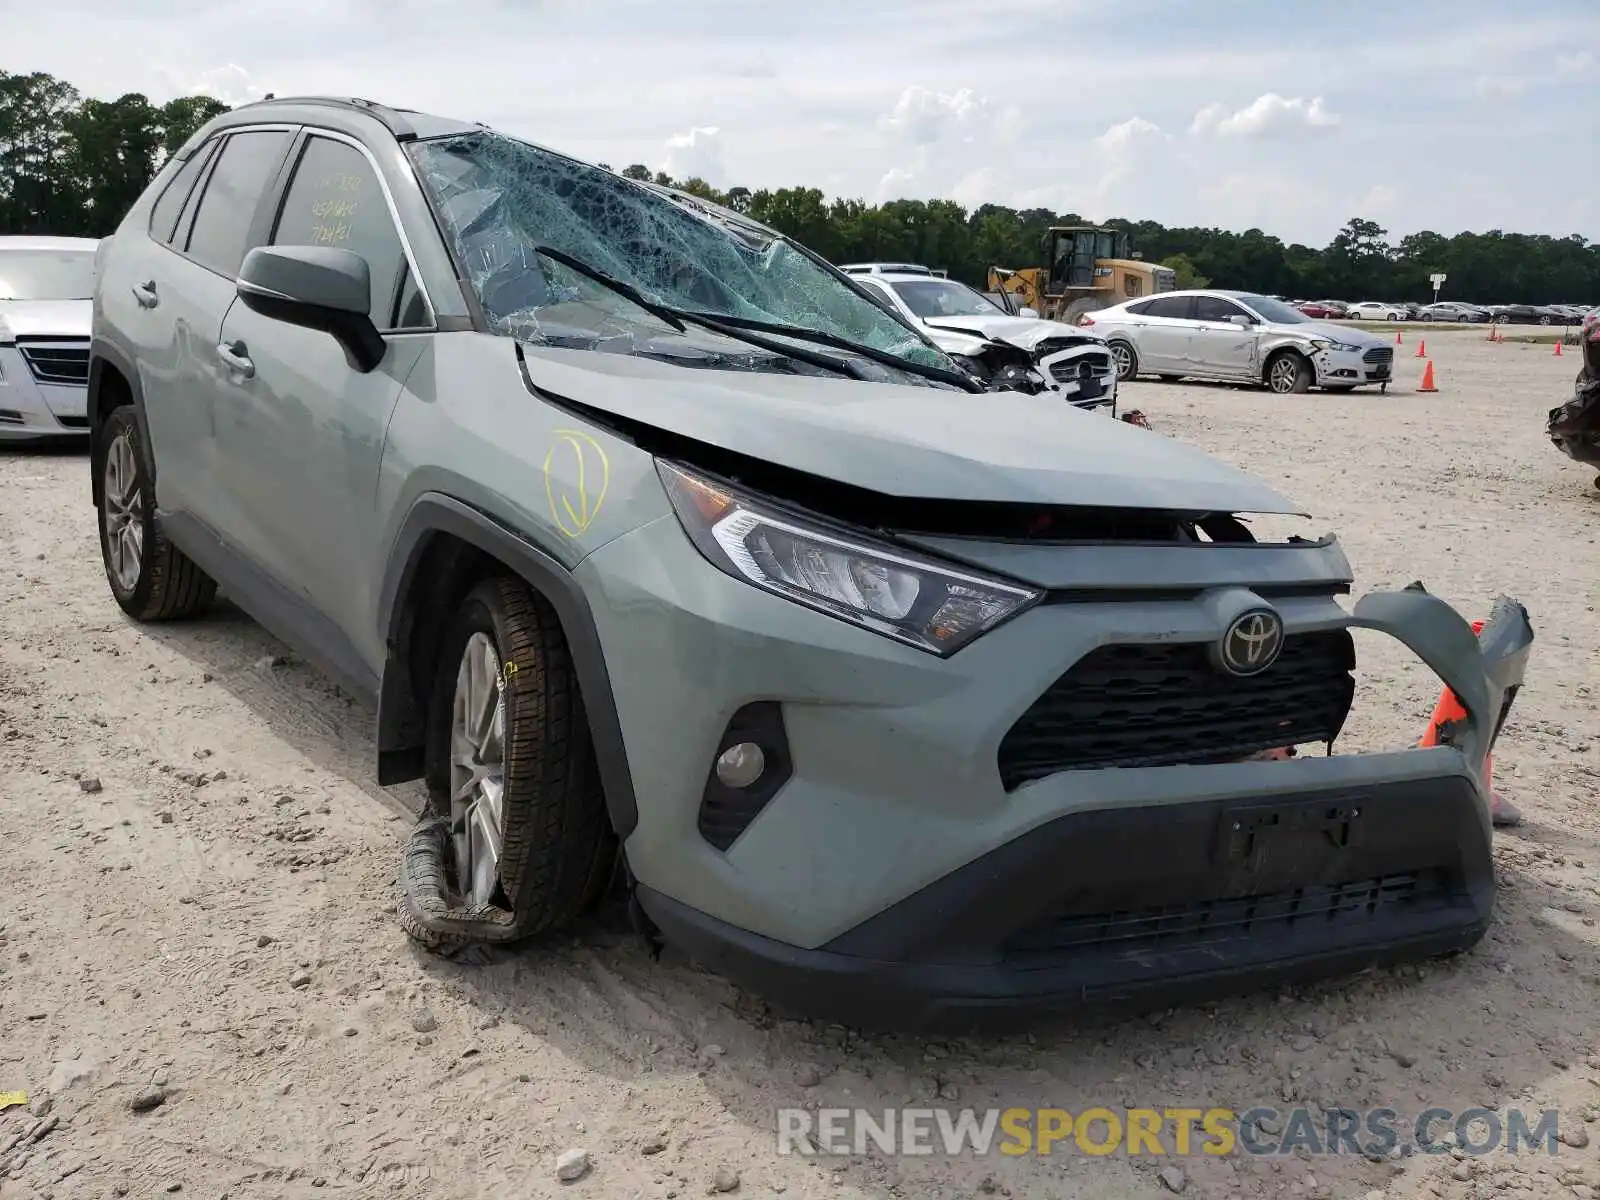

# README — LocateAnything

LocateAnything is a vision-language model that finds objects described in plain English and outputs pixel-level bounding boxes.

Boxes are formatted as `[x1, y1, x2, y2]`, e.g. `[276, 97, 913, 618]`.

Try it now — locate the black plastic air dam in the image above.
[635, 772, 1495, 1035]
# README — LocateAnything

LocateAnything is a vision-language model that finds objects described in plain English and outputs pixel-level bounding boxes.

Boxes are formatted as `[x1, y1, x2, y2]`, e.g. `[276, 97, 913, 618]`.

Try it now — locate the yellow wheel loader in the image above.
[987, 226, 1176, 325]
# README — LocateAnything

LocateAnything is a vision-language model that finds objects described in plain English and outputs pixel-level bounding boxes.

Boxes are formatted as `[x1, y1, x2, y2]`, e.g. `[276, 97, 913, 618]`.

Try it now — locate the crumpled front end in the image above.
[599, 475, 1535, 1029]
[954, 332, 1119, 411]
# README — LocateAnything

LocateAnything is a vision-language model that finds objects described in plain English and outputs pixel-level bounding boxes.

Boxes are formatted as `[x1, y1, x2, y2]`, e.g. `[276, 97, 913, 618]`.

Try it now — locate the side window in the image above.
[148, 139, 219, 245]
[1125, 299, 1153, 316]
[271, 135, 420, 329]
[1193, 296, 1246, 323]
[184, 130, 294, 278]
[1145, 295, 1194, 320]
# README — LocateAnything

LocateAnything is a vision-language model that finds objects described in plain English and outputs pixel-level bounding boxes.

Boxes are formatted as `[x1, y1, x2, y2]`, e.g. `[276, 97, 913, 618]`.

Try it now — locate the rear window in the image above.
[149, 139, 219, 245]
[1142, 295, 1193, 319]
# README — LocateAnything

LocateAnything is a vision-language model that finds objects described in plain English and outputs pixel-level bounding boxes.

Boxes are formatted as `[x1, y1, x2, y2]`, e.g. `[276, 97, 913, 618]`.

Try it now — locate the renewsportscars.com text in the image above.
[776, 1106, 1564, 1158]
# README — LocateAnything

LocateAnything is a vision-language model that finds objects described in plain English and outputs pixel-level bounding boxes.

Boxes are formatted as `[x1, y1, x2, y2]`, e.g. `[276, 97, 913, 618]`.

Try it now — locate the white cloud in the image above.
[878, 85, 995, 146]
[1473, 76, 1528, 98]
[877, 165, 918, 201]
[1191, 93, 1341, 138]
[875, 84, 1023, 202]
[1188, 103, 1227, 137]
[162, 63, 266, 108]
[1555, 49, 1594, 75]
[1358, 184, 1400, 215]
[1094, 116, 1164, 152]
[660, 126, 727, 185]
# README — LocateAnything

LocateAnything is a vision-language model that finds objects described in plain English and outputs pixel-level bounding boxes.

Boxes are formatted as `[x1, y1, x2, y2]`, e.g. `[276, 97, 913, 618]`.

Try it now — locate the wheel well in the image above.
[1262, 345, 1304, 380]
[87, 359, 133, 506]
[379, 530, 580, 789]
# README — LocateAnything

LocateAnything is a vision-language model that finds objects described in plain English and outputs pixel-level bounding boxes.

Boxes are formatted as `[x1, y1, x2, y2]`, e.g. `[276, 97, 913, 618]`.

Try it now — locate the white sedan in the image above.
[1345, 301, 1408, 321]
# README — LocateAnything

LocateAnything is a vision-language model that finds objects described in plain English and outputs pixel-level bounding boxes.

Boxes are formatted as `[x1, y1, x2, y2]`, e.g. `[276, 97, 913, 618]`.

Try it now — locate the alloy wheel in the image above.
[102, 431, 144, 593]
[1268, 356, 1300, 394]
[449, 631, 507, 907]
[1110, 343, 1133, 379]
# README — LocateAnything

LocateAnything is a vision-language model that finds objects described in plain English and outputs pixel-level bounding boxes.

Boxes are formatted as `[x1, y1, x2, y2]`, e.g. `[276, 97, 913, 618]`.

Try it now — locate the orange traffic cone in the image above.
[1416, 360, 1438, 392]
[1554, 339, 1563, 357]
[1395, 330, 1403, 345]
[1415, 339, 1426, 358]
[1417, 619, 1513, 824]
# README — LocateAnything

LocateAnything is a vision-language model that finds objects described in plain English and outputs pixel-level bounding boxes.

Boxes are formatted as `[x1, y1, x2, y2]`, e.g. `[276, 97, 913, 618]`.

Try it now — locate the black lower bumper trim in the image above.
[637, 773, 1493, 1033]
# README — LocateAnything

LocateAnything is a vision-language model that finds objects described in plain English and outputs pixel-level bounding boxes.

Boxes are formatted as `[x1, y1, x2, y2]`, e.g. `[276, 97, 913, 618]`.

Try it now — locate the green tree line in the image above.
[1, 70, 226, 239]
[4, 69, 1594, 305]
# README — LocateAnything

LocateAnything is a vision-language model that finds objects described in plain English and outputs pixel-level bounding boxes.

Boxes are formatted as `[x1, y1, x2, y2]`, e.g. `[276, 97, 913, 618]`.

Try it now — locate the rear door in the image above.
[1131, 294, 1195, 372]
[1189, 295, 1260, 377]
[212, 129, 432, 652]
[132, 127, 295, 521]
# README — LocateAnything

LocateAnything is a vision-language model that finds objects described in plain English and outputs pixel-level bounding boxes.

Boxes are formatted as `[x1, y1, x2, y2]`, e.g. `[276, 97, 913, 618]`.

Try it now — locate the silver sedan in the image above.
[1080, 289, 1397, 395]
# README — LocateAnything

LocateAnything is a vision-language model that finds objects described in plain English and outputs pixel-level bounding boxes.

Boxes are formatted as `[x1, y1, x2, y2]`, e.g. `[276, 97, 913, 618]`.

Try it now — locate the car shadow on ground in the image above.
[139, 602, 1600, 1197]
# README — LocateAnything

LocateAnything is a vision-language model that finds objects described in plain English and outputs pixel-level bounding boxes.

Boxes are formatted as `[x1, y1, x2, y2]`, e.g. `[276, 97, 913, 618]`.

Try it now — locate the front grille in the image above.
[18, 339, 90, 386]
[997, 630, 1355, 787]
[1005, 870, 1454, 966]
[1033, 336, 1101, 358]
[1362, 347, 1394, 364]
[1048, 353, 1113, 383]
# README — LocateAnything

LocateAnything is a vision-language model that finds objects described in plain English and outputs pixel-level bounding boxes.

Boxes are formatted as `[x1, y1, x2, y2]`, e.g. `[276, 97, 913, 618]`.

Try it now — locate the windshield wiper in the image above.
[679, 310, 982, 392]
[530, 244, 863, 381]
[531, 245, 687, 332]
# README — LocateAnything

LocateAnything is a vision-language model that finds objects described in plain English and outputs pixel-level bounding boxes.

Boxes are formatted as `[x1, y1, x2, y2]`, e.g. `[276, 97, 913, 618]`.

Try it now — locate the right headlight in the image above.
[656, 460, 1042, 656]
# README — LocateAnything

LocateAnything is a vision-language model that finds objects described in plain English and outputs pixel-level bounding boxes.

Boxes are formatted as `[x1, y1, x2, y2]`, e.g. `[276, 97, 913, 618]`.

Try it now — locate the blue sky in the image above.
[8, 0, 1598, 245]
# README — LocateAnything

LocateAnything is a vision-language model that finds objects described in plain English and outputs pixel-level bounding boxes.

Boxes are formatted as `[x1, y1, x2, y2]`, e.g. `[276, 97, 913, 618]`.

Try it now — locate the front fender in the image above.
[1348, 587, 1533, 771]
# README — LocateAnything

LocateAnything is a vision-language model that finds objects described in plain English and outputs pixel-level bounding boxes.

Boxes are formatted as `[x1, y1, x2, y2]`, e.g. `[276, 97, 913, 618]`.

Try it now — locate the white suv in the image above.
[843, 264, 1119, 411]
[0, 236, 99, 441]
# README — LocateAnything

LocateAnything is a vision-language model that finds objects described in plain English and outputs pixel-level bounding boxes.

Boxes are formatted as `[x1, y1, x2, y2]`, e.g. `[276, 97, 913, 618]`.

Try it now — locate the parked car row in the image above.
[1284, 297, 1592, 325]
[0, 93, 1535, 1032]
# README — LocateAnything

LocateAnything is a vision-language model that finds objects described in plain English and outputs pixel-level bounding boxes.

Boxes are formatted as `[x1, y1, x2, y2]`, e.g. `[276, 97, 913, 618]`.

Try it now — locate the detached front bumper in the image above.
[1312, 343, 1394, 389]
[0, 343, 90, 440]
[586, 519, 1533, 1031]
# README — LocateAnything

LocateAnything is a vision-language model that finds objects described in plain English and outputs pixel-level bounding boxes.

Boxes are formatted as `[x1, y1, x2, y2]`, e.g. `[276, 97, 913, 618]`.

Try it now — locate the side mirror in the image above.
[1018, 306, 1038, 318]
[236, 245, 385, 373]
[1228, 313, 1254, 327]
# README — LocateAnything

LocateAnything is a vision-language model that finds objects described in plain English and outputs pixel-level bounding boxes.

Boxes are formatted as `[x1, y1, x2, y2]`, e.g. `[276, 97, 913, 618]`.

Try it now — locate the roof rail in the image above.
[231, 95, 419, 139]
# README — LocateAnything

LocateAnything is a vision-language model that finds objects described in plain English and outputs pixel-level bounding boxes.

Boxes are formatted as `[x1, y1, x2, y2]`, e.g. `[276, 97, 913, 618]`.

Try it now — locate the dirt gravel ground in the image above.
[2, 328, 1598, 1200]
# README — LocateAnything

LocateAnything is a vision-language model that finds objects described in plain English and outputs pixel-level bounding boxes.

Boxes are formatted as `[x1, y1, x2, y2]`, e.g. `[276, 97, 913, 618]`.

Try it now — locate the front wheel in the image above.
[417, 577, 616, 943]
[1109, 340, 1139, 382]
[96, 408, 216, 621]
[1265, 350, 1311, 395]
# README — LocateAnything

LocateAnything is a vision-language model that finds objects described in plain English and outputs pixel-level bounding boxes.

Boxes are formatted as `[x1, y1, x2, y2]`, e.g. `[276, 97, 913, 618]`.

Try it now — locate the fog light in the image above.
[714, 742, 766, 789]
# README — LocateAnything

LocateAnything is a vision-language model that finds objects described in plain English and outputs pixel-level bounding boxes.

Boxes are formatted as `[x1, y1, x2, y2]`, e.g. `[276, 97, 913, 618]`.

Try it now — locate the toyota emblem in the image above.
[1217, 609, 1285, 676]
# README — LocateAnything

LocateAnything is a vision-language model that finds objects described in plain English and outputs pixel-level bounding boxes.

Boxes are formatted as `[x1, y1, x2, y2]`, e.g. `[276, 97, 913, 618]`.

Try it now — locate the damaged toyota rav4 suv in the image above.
[89, 97, 1532, 1032]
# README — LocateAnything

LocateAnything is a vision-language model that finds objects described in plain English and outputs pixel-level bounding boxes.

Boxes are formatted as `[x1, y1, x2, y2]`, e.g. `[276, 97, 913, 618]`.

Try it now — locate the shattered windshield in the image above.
[406, 133, 952, 378]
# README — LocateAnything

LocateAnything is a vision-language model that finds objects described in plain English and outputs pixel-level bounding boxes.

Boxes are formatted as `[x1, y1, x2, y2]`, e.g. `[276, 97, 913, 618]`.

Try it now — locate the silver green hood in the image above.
[519, 343, 1303, 514]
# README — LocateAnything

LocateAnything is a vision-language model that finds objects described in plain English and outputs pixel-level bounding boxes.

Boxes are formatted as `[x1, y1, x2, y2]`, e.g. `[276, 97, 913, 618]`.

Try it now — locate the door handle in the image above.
[131, 281, 158, 309]
[215, 341, 255, 379]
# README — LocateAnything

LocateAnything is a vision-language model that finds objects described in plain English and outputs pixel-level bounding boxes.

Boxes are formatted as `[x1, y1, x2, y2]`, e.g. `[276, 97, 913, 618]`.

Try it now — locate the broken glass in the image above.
[406, 133, 956, 384]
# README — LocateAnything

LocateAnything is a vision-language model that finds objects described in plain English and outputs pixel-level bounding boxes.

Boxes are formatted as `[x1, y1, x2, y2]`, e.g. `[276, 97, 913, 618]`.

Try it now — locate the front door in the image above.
[212, 131, 432, 660]
[1188, 295, 1260, 377]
